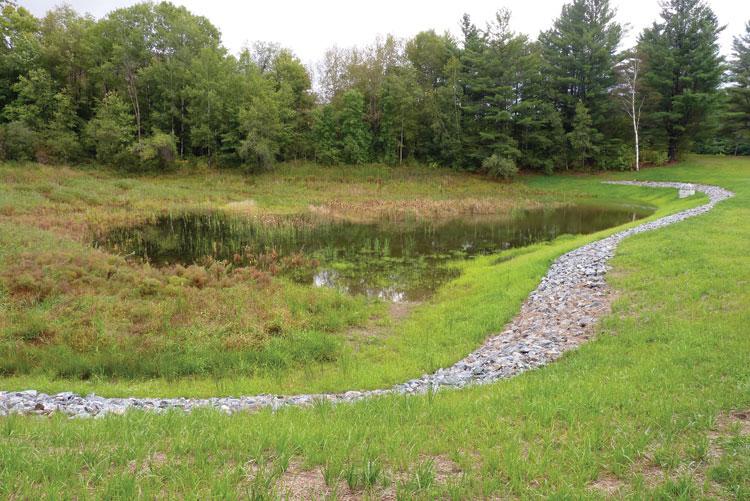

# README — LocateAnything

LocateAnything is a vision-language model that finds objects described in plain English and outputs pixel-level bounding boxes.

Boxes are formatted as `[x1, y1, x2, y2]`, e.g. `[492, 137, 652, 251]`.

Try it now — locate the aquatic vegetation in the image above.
[94, 205, 650, 301]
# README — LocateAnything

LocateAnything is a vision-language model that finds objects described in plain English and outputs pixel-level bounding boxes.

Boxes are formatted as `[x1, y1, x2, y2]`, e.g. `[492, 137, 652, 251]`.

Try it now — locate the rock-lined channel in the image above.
[0, 181, 734, 418]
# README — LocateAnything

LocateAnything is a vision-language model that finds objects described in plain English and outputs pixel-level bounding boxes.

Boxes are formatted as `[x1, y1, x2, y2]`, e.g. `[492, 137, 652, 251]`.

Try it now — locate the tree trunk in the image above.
[399, 118, 404, 165]
[634, 124, 640, 171]
[631, 68, 640, 171]
[125, 70, 141, 145]
[668, 138, 678, 162]
[180, 96, 185, 159]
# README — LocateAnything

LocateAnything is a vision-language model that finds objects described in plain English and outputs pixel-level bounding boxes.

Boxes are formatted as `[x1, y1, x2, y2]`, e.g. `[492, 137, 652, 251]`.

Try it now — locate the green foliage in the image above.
[3, 68, 57, 129]
[514, 99, 566, 173]
[539, 0, 623, 167]
[641, 149, 669, 166]
[130, 130, 176, 171]
[459, 11, 524, 168]
[0, 0, 745, 172]
[0, 3, 41, 110]
[39, 91, 81, 163]
[597, 141, 633, 171]
[312, 105, 340, 165]
[0, 120, 36, 160]
[566, 101, 598, 168]
[84, 91, 135, 165]
[267, 50, 316, 160]
[481, 154, 518, 180]
[239, 81, 282, 172]
[312, 89, 372, 165]
[338, 89, 372, 164]
[639, 0, 725, 161]
[724, 21, 750, 155]
[379, 67, 420, 164]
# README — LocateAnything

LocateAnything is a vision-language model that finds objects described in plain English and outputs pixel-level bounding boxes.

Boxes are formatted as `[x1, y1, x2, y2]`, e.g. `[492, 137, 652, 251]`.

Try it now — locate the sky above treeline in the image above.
[22, 0, 750, 67]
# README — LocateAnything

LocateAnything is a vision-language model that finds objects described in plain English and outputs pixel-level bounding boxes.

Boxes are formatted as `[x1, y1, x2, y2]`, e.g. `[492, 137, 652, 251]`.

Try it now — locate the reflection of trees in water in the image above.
[94, 205, 651, 302]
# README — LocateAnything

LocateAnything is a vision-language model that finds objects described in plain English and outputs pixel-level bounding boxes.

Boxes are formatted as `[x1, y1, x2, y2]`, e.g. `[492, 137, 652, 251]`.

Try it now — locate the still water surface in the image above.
[94, 205, 651, 301]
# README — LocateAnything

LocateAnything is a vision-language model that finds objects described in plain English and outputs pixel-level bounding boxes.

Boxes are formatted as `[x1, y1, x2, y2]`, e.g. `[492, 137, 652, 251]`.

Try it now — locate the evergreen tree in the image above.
[539, 0, 622, 164]
[726, 21, 750, 155]
[567, 101, 598, 168]
[514, 99, 566, 173]
[459, 11, 525, 169]
[639, 0, 724, 161]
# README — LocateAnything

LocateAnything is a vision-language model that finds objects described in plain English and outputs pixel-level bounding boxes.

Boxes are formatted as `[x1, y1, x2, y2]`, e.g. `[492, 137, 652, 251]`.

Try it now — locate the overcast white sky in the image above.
[21, 0, 750, 69]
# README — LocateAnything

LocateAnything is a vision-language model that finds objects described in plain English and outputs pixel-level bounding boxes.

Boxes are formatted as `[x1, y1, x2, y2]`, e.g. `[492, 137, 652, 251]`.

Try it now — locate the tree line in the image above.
[0, 0, 748, 175]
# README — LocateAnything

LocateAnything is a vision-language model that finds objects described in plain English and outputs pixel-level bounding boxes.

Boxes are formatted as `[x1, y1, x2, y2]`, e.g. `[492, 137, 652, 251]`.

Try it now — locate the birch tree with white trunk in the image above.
[617, 50, 645, 171]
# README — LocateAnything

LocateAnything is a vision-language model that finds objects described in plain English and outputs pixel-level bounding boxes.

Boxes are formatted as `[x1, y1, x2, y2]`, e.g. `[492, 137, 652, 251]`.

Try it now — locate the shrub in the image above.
[130, 131, 177, 171]
[642, 149, 669, 166]
[40, 129, 82, 164]
[481, 154, 518, 180]
[596, 142, 633, 171]
[0, 121, 37, 161]
[240, 138, 275, 173]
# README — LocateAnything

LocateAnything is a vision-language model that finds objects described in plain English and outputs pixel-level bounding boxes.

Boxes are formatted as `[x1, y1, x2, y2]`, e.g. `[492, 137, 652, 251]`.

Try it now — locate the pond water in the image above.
[93, 204, 651, 301]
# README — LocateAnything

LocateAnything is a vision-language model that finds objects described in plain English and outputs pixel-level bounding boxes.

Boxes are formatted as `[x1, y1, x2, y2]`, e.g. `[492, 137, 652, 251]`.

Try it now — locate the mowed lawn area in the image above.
[0, 156, 748, 498]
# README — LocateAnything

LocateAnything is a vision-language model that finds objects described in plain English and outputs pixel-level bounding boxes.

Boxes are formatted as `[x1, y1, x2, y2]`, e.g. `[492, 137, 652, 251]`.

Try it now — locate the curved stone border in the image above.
[0, 182, 734, 418]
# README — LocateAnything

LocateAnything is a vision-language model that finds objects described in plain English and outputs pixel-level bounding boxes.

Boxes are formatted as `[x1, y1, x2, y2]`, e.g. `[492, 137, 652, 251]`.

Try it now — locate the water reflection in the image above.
[93, 204, 652, 301]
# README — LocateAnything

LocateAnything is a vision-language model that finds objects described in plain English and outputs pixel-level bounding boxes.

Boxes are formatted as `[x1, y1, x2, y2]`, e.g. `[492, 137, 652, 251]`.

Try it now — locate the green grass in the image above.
[0, 160, 677, 394]
[1, 156, 749, 498]
[0, 160, 695, 396]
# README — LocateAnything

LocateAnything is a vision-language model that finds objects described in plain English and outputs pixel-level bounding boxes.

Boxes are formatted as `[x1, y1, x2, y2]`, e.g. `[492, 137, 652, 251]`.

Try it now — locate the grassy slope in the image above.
[0, 161, 690, 397]
[1, 156, 749, 498]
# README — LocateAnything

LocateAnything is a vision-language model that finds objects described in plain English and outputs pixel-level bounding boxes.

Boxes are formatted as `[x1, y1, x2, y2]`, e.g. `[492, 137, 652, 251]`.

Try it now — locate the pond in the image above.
[93, 204, 652, 302]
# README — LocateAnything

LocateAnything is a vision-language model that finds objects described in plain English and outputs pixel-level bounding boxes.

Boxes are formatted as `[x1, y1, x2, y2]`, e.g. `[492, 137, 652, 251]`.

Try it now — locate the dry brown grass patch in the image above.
[310, 198, 553, 223]
[588, 472, 624, 496]
[223, 199, 258, 215]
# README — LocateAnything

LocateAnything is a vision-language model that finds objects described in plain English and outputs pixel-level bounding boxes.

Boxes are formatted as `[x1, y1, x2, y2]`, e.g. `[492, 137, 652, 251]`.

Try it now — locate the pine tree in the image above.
[514, 99, 566, 173]
[567, 101, 598, 168]
[726, 21, 750, 155]
[539, 0, 622, 165]
[639, 0, 724, 161]
[459, 11, 525, 169]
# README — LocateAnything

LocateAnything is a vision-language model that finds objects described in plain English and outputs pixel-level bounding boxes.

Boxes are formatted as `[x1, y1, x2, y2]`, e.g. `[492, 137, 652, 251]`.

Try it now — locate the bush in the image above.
[596, 142, 633, 171]
[0, 121, 37, 161]
[129, 131, 177, 171]
[481, 154, 518, 180]
[642, 149, 669, 166]
[39, 129, 82, 164]
[240, 137, 276, 174]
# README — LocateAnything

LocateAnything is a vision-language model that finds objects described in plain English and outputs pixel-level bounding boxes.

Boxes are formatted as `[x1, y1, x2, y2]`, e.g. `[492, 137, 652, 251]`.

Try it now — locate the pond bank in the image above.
[0, 181, 734, 418]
